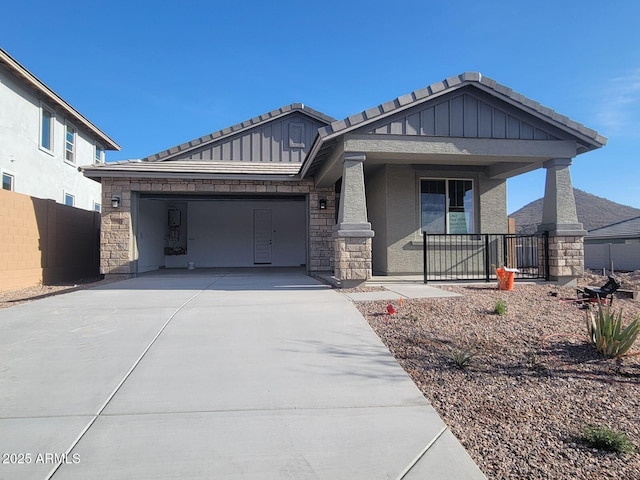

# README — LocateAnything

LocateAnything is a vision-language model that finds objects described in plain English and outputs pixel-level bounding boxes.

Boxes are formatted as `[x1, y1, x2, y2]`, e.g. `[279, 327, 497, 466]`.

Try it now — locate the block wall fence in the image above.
[0, 189, 100, 292]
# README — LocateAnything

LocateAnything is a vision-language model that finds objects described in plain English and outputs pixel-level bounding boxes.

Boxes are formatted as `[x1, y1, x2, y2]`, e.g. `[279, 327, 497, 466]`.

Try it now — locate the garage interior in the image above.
[135, 195, 307, 273]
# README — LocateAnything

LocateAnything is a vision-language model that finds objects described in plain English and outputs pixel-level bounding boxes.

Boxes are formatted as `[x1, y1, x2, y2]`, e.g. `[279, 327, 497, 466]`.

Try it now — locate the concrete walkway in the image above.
[0, 269, 485, 479]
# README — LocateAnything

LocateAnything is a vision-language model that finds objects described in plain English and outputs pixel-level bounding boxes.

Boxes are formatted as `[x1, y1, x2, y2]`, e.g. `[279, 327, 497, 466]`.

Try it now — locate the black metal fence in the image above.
[422, 232, 549, 283]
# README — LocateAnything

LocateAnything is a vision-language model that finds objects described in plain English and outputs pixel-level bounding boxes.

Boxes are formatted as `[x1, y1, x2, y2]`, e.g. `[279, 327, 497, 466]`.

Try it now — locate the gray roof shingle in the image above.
[588, 216, 640, 238]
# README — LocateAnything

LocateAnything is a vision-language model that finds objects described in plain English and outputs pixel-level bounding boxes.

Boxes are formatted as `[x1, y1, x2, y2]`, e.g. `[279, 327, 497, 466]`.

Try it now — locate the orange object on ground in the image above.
[496, 267, 515, 291]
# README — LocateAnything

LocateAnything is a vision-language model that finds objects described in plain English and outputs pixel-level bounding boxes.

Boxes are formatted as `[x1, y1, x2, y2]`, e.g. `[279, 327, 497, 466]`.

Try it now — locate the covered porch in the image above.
[301, 73, 606, 287]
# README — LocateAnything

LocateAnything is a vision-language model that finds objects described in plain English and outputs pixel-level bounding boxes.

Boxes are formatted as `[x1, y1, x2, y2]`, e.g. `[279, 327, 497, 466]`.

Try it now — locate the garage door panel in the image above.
[187, 200, 305, 268]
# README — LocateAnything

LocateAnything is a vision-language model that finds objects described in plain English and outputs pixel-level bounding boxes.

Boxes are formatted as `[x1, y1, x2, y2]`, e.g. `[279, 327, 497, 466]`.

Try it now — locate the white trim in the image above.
[64, 191, 75, 207]
[64, 122, 77, 164]
[39, 102, 55, 155]
[94, 143, 104, 164]
[2, 170, 15, 191]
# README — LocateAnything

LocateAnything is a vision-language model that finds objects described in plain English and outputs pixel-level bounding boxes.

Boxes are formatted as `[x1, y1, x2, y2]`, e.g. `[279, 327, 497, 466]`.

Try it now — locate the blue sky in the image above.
[3, 0, 639, 213]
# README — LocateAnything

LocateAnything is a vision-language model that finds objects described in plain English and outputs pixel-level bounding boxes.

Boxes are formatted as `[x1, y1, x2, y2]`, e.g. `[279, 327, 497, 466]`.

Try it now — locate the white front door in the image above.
[253, 209, 272, 264]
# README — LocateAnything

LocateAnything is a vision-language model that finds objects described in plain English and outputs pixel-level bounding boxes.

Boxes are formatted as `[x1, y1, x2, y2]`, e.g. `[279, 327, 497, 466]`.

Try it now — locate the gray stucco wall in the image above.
[365, 167, 388, 274]
[384, 165, 421, 274]
[366, 165, 508, 274]
[478, 174, 507, 233]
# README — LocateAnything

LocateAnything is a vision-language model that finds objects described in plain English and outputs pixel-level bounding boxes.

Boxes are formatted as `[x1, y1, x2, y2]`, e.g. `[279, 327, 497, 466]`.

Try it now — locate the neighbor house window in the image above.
[421, 179, 474, 234]
[2, 173, 14, 191]
[65, 124, 76, 163]
[95, 144, 104, 164]
[64, 193, 75, 206]
[40, 106, 54, 151]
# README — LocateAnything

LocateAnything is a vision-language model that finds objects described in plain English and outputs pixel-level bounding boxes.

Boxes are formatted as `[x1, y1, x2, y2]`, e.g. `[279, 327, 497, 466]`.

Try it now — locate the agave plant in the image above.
[586, 302, 640, 359]
[448, 347, 476, 369]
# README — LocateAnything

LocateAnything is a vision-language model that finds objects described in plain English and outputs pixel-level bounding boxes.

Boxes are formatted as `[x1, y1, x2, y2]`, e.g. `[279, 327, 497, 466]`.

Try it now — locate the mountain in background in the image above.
[510, 189, 640, 234]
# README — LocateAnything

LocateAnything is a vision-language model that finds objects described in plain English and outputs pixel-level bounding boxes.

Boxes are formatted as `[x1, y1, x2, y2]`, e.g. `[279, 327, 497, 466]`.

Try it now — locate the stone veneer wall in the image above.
[100, 177, 335, 276]
[548, 235, 584, 279]
[334, 237, 372, 282]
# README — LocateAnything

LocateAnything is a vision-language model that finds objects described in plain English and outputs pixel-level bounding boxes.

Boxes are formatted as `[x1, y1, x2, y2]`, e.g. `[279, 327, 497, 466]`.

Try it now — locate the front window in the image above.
[65, 124, 76, 163]
[64, 193, 75, 206]
[2, 173, 14, 191]
[421, 179, 474, 234]
[40, 106, 54, 151]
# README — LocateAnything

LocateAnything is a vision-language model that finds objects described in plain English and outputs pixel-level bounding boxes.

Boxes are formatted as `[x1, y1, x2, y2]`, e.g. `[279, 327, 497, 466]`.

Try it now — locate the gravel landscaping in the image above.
[355, 272, 640, 479]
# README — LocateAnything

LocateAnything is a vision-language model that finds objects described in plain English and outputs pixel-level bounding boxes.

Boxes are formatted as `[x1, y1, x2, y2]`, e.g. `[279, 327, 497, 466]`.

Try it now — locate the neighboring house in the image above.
[0, 48, 119, 211]
[82, 72, 606, 286]
[585, 216, 640, 271]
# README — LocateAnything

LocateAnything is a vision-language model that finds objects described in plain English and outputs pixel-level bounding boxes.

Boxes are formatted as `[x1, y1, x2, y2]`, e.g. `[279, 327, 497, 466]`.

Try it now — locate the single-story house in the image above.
[82, 72, 606, 286]
[585, 216, 640, 271]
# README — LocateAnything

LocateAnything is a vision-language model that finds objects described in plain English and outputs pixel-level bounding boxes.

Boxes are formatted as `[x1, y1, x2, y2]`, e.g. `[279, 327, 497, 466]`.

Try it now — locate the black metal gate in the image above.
[422, 232, 549, 283]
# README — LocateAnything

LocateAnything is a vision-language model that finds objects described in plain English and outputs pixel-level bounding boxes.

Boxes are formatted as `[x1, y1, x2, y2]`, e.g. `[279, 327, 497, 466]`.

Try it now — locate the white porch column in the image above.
[334, 152, 374, 288]
[538, 158, 586, 286]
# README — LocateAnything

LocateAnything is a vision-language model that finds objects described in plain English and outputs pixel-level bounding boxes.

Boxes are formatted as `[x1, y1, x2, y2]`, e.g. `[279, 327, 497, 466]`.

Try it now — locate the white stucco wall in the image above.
[0, 65, 103, 211]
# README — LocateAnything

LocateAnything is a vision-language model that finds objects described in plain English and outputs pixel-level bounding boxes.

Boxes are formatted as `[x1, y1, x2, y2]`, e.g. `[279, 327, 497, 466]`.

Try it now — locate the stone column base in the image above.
[548, 235, 584, 287]
[334, 236, 372, 288]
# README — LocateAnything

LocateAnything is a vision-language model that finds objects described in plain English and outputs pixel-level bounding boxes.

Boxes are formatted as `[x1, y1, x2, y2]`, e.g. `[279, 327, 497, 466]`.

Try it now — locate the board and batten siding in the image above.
[366, 91, 560, 141]
[179, 114, 325, 163]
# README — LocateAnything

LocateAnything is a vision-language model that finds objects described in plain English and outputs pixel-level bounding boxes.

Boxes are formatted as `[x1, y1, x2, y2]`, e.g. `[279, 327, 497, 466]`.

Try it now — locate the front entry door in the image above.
[253, 209, 272, 264]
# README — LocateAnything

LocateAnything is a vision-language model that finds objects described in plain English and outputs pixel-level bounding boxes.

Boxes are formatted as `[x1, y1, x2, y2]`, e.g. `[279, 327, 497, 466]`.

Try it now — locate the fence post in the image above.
[423, 231, 427, 284]
[544, 231, 550, 281]
[484, 234, 490, 283]
[502, 235, 508, 268]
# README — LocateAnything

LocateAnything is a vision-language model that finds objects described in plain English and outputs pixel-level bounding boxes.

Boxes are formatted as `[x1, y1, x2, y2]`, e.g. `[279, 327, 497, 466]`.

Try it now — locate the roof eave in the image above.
[0, 48, 121, 151]
[471, 82, 607, 151]
[81, 168, 301, 182]
[587, 233, 639, 239]
[299, 133, 325, 179]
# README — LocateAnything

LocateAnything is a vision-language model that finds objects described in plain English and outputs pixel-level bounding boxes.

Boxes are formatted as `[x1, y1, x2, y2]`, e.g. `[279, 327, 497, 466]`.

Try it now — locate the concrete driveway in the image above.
[0, 269, 485, 479]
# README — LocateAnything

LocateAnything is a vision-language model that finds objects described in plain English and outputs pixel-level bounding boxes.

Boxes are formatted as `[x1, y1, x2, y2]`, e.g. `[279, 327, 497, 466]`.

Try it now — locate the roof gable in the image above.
[361, 89, 561, 142]
[144, 104, 334, 163]
[318, 72, 605, 147]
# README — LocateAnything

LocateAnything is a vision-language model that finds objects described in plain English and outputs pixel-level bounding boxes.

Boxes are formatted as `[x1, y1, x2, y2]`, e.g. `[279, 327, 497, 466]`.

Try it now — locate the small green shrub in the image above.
[586, 303, 640, 358]
[448, 348, 475, 369]
[579, 425, 636, 453]
[493, 299, 507, 315]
